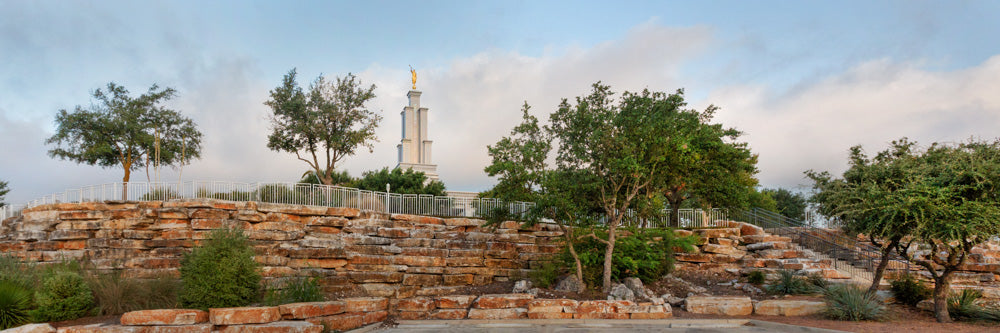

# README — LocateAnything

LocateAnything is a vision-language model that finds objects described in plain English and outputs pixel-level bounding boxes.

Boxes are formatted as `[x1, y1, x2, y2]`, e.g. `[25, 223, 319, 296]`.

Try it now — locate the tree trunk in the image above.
[122, 168, 131, 200]
[566, 233, 586, 292]
[669, 201, 681, 228]
[868, 238, 900, 295]
[602, 219, 617, 293]
[932, 272, 953, 323]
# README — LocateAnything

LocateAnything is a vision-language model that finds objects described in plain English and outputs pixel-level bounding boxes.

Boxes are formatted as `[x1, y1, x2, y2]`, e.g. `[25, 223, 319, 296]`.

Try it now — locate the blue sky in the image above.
[2, 1, 1000, 204]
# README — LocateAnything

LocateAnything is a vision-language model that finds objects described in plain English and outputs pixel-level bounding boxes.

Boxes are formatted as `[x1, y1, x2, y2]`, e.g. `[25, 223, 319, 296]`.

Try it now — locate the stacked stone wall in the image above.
[0, 199, 564, 298]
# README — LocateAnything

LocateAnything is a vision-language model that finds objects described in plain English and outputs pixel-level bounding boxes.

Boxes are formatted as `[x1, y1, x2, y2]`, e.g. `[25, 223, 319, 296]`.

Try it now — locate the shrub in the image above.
[747, 270, 766, 285]
[889, 273, 931, 307]
[823, 284, 886, 321]
[263, 276, 324, 306]
[179, 227, 261, 310]
[0, 280, 31, 329]
[947, 288, 1000, 321]
[30, 270, 94, 322]
[86, 270, 141, 315]
[568, 227, 699, 286]
[528, 261, 562, 289]
[141, 275, 181, 310]
[766, 270, 816, 295]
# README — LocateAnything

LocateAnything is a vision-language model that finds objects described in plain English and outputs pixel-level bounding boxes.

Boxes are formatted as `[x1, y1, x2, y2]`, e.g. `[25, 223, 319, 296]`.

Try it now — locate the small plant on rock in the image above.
[747, 270, 766, 285]
[889, 273, 931, 307]
[823, 284, 886, 321]
[179, 227, 261, 310]
[766, 270, 815, 295]
[263, 276, 324, 306]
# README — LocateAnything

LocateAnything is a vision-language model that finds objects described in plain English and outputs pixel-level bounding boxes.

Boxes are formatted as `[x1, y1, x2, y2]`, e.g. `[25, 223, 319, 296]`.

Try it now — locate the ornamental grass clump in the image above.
[948, 289, 1000, 322]
[766, 270, 816, 295]
[179, 227, 261, 310]
[0, 280, 32, 329]
[823, 284, 886, 321]
[263, 276, 324, 306]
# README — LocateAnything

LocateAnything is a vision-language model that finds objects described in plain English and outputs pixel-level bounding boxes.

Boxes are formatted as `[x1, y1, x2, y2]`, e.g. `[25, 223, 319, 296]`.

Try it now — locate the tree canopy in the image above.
[353, 167, 446, 196]
[45, 82, 202, 183]
[265, 69, 381, 186]
[0, 180, 8, 208]
[762, 188, 808, 220]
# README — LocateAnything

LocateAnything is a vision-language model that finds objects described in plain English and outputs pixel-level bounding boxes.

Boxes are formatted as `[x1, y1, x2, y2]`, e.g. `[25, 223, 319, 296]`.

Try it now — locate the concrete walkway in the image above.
[354, 319, 848, 333]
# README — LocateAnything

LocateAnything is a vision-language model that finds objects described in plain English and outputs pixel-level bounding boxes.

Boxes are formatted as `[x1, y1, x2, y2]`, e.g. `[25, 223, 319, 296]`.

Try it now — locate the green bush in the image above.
[747, 270, 766, 285]
[0, 280, 32, 329]
[263, 276, 324, 306]
[30, 270, 94, 322]
[823, 284, 886, 321]
[766, 270, 816, 295]
[567, 227, 698, 286]
[528, 261, 562, 289]
[179, 227, 261, 310]
[889, 273, 931, 307]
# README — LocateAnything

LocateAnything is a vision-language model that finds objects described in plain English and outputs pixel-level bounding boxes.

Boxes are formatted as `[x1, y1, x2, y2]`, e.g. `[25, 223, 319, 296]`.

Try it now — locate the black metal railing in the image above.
[728, 208, 910, 280]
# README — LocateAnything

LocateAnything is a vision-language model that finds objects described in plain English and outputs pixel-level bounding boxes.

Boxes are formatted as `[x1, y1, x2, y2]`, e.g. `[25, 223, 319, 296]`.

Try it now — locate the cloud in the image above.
[708, 56, 1000, 191]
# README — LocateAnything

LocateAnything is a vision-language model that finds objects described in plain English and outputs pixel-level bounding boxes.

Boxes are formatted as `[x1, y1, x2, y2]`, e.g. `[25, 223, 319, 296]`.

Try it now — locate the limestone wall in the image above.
[0, 199, 563, 298]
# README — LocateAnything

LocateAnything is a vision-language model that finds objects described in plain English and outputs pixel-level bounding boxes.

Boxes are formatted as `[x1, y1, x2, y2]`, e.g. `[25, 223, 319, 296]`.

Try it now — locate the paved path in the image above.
[358, 319, 847, 333]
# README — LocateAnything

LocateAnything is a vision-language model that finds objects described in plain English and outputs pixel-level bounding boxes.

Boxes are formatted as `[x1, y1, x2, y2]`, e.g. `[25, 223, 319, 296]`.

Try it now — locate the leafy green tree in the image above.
[747, 187, 778, 212]
[807, 139, 919, 295]
[895, 140, 1000, 322]
[648, 100, 759, 227]
[299, 169, 354, 186]
[265, 69, 381, 186]
[480, 103, 550, 202]
[46, 83, 202, 187]
[763, 188, 808, 220]
[353, 167, 445, 196]
[0, 180, 8, 208]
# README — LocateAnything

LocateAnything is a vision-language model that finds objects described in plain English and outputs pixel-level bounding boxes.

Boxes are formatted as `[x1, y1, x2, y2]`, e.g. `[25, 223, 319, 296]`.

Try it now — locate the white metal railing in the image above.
[0, 181, 536, 221]
[0, 181, 730, 228]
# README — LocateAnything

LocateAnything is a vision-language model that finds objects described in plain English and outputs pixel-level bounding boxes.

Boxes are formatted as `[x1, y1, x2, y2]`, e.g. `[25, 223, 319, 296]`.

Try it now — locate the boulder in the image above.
[120, 309, 208, 325]
[555, 275, 584, 292]
[684, 296, 753, 316]
[753, 300, 826, 316]
[738, 222, 766, 236]
[3, 324, 55, 333]
[512, 280, 533, 293]
[214, 321, 323, 333]
[608, 283, 635, 301]
[623, 277, 655, 301]
[209, 307, 281, 325]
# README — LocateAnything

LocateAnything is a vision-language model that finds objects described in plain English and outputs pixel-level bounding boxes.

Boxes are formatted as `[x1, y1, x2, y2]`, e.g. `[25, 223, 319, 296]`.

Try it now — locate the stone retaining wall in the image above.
[0, 199, 563, 298]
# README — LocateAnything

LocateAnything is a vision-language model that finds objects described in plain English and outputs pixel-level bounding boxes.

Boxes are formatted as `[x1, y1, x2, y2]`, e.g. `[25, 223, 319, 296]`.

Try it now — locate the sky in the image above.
[2, 1, 1000, 204]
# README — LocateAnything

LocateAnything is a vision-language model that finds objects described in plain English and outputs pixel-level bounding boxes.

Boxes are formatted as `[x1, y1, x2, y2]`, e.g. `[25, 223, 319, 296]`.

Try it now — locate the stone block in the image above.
[325, 207, 361, 218]
[306, 313, 364, 332]
[278, 301, 345, 319]
[474, 294, 535, 309]
[209, 307, 281, 325]
[435, 295, 477, 309]
[395, 297, 436, 312]
[288, 258, 347, 269]
[630, 312, 673, 319]
[573, 312, 629, 319]
[397, 311, 429, 320]
[527, 299, 578, 313]
[576, 300, 633, 314]
[343, 297, 388, 312]
[214, 321, 322, 333]
[695, 228, 740, 239]
[684, 296, 753, 316]
[702, 243, 745, 256]
[753, 300, 826, 316]
[737, 222, 766, 236]
[394, 255, 446, 267]
[3, 323, 54, 333]
[429, 309, 469, 320]
[467, 308, 527, 319]
[391, 214, 445, 225]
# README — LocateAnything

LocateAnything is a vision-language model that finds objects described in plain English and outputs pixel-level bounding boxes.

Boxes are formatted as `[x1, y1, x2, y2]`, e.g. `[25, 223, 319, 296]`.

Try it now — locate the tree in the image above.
[480, 103, 550, 202]
[353, 167, 446, 196]
[265, 69, 381, 186]
[46, 83, 202, 191]
[0, 180, 8, 208]
[549, 84, 683, 292]
[895, 140, 1000, 322]
[807, 139, 920, 295]
[763, 188, 808, 220]
[649, 100, 759, 227]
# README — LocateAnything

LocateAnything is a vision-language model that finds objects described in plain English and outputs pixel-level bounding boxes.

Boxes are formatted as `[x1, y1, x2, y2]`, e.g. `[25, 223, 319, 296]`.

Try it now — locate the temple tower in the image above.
[396, 89, 439, 181]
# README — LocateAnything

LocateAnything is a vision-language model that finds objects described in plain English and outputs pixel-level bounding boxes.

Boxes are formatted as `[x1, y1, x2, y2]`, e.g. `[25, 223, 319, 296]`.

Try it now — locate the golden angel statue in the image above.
[409, 66, 417, 90]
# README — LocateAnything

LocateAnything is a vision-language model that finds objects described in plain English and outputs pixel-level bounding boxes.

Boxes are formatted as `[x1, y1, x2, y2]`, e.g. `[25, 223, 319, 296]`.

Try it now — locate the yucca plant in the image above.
[766, 270, 816, 295]
[823, 284, 886, 321]
[0, 280, 32, 329]
[947, 289, 1000, 321]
